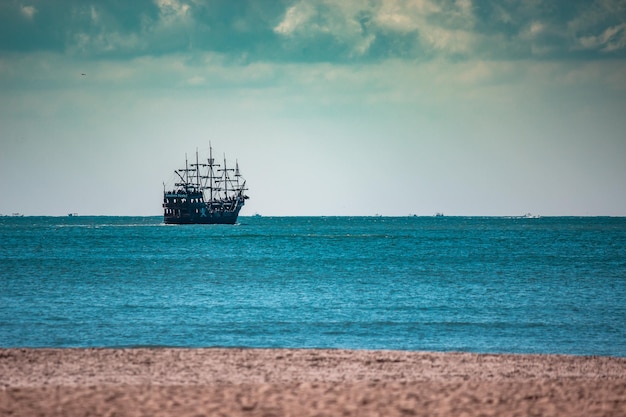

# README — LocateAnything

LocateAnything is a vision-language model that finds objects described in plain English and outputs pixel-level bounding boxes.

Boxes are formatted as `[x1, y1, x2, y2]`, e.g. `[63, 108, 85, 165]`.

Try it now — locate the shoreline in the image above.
[2, 348, 625, 416]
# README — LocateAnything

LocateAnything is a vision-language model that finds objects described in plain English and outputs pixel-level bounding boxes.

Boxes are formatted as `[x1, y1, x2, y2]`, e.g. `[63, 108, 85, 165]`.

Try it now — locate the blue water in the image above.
[1, 216, 625, 356]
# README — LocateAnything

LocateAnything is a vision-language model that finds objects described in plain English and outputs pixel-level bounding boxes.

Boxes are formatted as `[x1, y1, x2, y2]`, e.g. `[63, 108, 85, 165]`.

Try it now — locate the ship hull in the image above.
[163, 198, 245, 225]
[164, 207, 242, 225]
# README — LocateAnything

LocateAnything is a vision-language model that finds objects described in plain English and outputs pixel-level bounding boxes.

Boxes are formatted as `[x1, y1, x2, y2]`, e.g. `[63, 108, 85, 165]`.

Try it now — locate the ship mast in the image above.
[235, 160, 241, 191]
[223, 155, 228, 199]
[184, 154, 188, 185]
[174, 154, 191, 192]
[209, 143, 214, 201]
[195, 149, 200, 190]
[218, 153, 237, 200]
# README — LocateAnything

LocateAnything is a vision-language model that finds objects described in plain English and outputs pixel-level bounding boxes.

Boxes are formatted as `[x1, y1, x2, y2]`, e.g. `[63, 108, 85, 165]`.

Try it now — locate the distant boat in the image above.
[435, 212, 444, 217]
[522, 213, 541, 219]
[67, 213, 78, 217]
[163, 145, 249, 225]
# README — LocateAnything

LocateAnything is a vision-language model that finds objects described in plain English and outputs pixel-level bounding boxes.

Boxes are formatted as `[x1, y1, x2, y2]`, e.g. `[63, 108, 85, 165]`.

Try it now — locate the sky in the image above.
[1, 0, 625, 216]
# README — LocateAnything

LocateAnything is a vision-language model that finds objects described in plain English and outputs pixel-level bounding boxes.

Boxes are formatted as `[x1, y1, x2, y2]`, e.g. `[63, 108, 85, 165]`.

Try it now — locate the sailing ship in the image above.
[163, 145, 249, 224]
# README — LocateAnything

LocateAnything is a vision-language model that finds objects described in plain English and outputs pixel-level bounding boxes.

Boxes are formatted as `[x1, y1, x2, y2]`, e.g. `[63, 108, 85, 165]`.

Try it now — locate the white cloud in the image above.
[90, 5, 100, 23]
[63, 0, 198, 56]
[273, 1, 380, 57]
[375, 10, 417, 33]
[578, 23, 626, 52]
[567, 0, 626, 34]
[155, 0, 191, 24]
[527, 21, 545, 38]
[273, 3, 316, 35]
[565, 0, 626, 54]
[373, 0, 475, 56]
[272, 0, 480, 58]
[422, 26, 476, 54]
[377, 0, 476, 54]
[375, 0, 440, 32]
[20, 5, 37, 20]
[69, 30, 142, 55]
[405, 0, 441, 15]
[186, 75, 205, 85]
[517, 20, 566, 56]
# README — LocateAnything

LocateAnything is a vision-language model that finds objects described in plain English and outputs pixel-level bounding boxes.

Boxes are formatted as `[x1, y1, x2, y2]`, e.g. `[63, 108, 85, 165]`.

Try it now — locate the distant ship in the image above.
[522, 213, 541, 219]
[163, 145, 249, 225]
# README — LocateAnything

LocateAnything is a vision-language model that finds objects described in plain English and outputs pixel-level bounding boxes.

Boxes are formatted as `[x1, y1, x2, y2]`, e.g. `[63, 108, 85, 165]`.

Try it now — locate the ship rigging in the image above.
[163, 145, 249, 224]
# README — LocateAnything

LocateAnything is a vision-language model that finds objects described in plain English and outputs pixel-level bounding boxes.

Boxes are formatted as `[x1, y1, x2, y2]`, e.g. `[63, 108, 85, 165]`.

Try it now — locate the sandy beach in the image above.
[1, 348, 625, 416]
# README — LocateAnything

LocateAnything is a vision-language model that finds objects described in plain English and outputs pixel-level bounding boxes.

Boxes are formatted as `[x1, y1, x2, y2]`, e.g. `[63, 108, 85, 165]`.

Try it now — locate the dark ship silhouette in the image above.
[163, 145, 248, 224]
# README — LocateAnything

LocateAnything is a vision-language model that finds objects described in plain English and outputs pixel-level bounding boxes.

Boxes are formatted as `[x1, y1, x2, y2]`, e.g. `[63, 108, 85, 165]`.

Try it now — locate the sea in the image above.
[1, 216, 625, 356]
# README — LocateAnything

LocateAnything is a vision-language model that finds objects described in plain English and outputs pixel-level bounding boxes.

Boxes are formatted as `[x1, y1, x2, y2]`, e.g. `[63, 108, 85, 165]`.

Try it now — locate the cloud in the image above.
[273, 0, 377, 59]
[185, 75, 205, 85]
[373, 0, 477, 56]
[154, 0, 191, 26]
[20, 5, 36, 20]
[270, 0, 480, 60]
[1, 0, 625, 61]
[578, 23, 626, 52]
[274, 3, 315, 35]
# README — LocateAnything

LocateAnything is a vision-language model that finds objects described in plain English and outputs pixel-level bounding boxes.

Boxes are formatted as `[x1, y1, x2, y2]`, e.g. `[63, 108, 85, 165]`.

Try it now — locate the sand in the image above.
[1, 348, 625, 416]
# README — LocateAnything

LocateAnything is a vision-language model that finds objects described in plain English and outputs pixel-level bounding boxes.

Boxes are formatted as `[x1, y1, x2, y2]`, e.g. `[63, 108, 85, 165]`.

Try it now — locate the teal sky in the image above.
[1, 0, 625, 216]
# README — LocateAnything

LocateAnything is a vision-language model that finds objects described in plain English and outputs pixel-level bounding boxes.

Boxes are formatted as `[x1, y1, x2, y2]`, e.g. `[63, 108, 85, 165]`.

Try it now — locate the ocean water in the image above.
[1, 216, 625, 356]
